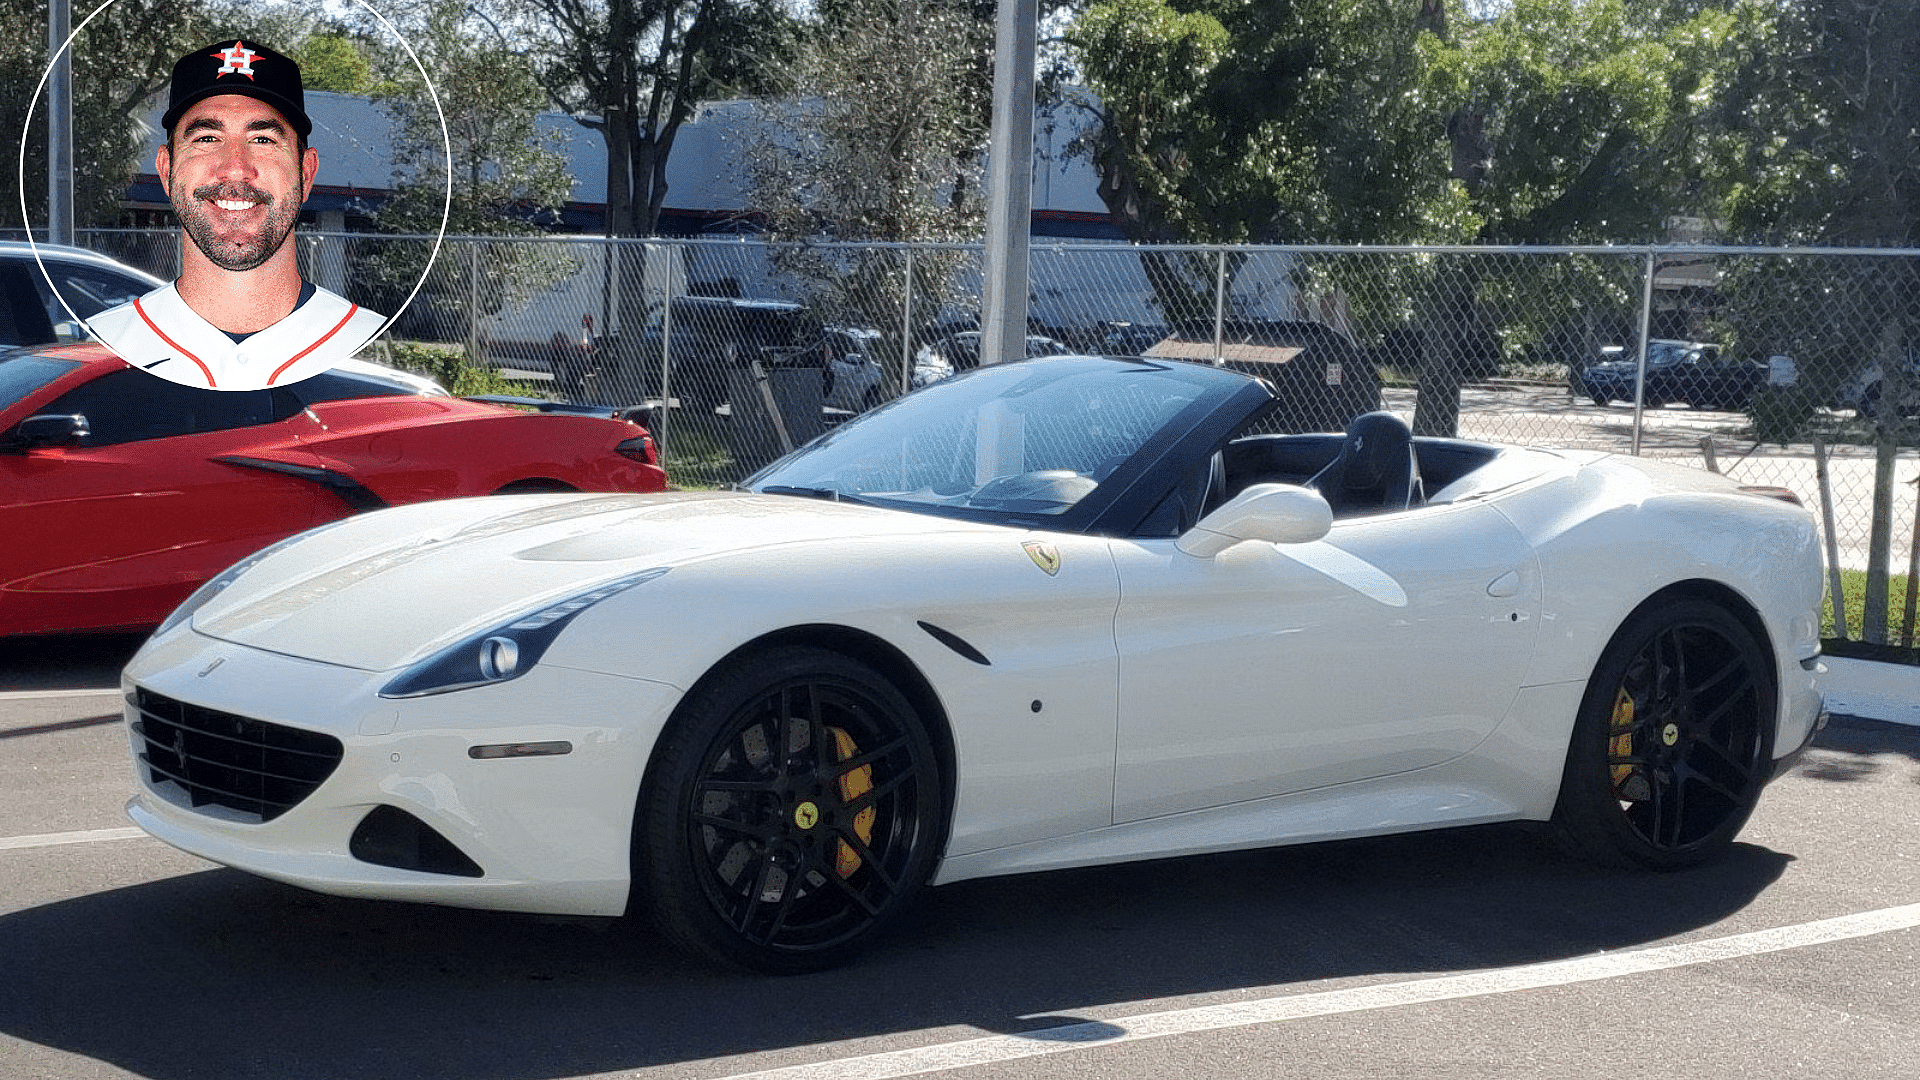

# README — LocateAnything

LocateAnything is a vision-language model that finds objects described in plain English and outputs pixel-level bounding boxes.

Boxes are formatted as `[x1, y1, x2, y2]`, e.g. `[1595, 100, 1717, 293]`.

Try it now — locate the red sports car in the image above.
[1, 345, 668, 636]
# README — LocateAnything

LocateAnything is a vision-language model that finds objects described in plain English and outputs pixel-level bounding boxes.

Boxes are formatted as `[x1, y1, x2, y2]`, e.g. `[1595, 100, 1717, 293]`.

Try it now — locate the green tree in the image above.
[739, 0, 989, 358]
[368, 1, 580, 357]
[1431, 0, 1708, 244]
[3, 0, 211, 230]
[747, 0, 986, 244]
[295, 31, 374, 93]
[1701, 0, 1920, 643]
[499, 0, 800, 238]
[1067, 0, 1472, 332]
[1410, 0, 1751, 434]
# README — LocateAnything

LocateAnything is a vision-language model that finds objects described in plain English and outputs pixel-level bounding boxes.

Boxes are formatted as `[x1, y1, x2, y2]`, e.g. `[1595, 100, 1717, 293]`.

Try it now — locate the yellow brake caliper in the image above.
[829, 727, 876, 877]
[1609, 688, 1646, 800]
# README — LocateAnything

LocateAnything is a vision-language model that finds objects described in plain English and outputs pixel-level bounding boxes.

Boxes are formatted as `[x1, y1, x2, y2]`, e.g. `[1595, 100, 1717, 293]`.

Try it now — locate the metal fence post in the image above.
[1630, 247, 1655, 455]
[901, 247, 915, 394]
[657, 242, 676, 466]
[466, 239, 483, 366]
[1212, 249, 1228, 363]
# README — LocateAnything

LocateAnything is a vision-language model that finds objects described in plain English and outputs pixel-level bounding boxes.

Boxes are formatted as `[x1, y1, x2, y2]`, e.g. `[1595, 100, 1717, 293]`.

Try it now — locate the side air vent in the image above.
[918, 620, 992, 666]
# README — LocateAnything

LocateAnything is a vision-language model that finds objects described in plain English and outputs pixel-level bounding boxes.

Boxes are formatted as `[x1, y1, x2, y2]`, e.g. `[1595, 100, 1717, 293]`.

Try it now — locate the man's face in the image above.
[158, 95, 317, 273]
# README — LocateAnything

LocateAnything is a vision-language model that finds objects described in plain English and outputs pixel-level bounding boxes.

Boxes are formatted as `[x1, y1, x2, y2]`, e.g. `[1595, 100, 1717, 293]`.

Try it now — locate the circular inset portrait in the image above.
[21, 5, 449, 390]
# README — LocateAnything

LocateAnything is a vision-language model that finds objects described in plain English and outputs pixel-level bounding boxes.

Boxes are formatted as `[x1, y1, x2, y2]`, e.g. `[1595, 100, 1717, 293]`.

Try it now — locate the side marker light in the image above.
[469, 741, 573, 760]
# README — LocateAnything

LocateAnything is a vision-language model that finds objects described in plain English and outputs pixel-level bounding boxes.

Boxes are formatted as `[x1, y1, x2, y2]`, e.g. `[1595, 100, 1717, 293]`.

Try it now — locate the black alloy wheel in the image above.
[1552, 598, 1776, 870]
[637, 646, 944, 973]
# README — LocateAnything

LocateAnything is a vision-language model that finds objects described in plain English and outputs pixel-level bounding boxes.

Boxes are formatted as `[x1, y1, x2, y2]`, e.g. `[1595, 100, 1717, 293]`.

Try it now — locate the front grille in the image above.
[131, 687, 344, 821]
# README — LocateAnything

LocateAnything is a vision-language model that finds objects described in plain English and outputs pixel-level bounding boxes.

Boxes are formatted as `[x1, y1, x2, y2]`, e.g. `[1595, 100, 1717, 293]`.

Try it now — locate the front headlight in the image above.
[378, 567, 670, 698]
[152, 519, 354, 638]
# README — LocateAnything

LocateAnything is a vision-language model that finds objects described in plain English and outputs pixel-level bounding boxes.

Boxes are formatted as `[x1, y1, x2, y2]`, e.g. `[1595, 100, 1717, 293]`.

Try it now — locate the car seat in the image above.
[1307, 411, 1422, 516]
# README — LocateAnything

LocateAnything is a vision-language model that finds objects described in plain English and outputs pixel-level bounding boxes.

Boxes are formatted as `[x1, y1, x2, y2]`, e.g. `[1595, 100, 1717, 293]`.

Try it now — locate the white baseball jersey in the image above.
[86, 282, 387, 391]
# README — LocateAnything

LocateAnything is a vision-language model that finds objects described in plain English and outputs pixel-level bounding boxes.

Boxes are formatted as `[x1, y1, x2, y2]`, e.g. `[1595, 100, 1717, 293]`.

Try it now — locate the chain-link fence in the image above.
[58, 229, 1920, 641]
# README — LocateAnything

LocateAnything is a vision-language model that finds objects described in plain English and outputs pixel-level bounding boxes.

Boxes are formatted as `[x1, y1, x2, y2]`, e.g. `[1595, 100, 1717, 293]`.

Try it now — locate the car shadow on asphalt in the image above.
[0, 634, 146, 693]
[0, 823, 1790, 1080]
[1795, 713, 1920, 780]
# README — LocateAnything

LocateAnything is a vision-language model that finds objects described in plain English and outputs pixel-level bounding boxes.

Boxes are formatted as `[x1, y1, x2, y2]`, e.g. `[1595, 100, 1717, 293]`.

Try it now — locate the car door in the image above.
[1110, 499, 1541, 823]
[0, 370, 339, 635]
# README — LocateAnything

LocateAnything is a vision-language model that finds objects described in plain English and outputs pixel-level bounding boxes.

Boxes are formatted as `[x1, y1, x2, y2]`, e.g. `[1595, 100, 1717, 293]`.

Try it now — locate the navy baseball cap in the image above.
[160, 40, 311, 140]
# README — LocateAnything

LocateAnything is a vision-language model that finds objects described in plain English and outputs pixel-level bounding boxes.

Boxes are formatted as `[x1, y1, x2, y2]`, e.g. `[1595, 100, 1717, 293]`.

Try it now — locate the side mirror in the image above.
[1177, 482, 1332, 557]
[2, 413, 90, 453]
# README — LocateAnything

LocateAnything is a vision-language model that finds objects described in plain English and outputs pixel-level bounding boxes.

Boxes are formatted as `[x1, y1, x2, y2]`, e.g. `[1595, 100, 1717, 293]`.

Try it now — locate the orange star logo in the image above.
[212, 41, 258, 80]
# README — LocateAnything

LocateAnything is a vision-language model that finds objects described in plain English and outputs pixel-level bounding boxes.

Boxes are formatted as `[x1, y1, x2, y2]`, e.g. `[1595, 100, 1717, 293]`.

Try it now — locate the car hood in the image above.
[190, 491, 1002, 671]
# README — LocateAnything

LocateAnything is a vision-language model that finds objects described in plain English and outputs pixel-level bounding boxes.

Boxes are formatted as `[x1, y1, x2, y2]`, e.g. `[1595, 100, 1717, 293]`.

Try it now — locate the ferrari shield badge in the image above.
[1022, 541, 1061, 576]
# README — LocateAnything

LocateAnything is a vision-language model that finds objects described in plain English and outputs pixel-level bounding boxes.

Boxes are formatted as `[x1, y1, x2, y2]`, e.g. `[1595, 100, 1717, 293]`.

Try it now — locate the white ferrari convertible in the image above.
[122, 355, 1827, 972]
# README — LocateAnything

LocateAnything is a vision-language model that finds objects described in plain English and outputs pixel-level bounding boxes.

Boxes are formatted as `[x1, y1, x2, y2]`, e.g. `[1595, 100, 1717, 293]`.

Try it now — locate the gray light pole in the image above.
[47, 0, 75, 246]
[978, 0, 1036, 367]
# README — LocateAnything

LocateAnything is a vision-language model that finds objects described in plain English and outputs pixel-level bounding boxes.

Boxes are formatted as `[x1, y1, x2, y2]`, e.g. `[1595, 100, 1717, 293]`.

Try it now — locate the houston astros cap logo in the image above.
[212, 41, 259, 80]
[162, 37, 312, 139]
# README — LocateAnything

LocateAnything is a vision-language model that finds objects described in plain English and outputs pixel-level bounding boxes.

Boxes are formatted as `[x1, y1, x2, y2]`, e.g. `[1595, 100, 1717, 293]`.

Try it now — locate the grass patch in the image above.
[375, 340, 551, 398]
[1824, 566, 1919, 655]
[657, 425, 737, 490]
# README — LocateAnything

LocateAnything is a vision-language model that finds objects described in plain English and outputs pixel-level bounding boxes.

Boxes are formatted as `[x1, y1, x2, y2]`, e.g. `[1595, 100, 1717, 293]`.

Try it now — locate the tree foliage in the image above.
[1429, 0, 1705, 243]
[3, 0, 211, 230]
[497, 0, 800, 237]
[364, 1, 582, 337]
[1697, 0, 1920, 642]
[738, 0, 989, 347]
[1068, 0, 1471, 247]
[744, 0, 988, 244]
[295, 31, 375, 94]
[375, 1, 575, 237]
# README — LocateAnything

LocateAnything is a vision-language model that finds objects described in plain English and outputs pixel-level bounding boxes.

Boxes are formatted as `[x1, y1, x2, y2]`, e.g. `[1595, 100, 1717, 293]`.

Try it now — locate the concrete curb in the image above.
[1816, 655, 1920, 728]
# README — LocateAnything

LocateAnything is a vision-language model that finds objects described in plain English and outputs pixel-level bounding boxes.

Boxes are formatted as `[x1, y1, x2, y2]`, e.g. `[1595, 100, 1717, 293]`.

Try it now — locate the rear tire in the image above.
[1551, 599, 1775, 870]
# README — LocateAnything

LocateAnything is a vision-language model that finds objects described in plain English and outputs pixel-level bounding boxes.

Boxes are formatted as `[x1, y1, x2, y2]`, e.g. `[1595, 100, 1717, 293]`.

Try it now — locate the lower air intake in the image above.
[349, 805, 484, 877]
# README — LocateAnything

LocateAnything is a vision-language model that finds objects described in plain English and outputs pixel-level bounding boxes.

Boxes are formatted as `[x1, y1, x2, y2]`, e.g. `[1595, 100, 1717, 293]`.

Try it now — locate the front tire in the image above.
[637, 646, 945, 973]
[1551, 599, 1775, 870]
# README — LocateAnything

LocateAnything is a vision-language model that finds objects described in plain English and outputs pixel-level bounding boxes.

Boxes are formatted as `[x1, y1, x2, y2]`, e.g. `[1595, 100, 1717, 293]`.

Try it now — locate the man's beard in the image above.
[173, 179, 300, 272]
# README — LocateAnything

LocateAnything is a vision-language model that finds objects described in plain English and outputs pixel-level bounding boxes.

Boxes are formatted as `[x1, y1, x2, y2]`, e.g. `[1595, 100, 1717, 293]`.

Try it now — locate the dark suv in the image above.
[656, 297, 818, 410]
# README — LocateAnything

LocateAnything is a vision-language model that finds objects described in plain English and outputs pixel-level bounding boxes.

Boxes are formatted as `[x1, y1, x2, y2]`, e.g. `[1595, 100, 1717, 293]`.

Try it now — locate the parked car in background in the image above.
[0, 345, 667, 637]
[1579, 340, 1765, 411]
[0, 241, 163, 347]
[1088, 320, 1171, 356]
[910, 331, 1072, 387]
[1841, 348, 1920, 420]
[617, 297, 885, 416]
[822, 326, 886, 412]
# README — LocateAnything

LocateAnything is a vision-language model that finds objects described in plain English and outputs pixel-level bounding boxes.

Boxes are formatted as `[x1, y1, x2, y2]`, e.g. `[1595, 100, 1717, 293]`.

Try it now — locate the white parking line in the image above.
[711, 902, 1920, 1080]
[0, 827, 147, 851]
[0, 688, 122, 702]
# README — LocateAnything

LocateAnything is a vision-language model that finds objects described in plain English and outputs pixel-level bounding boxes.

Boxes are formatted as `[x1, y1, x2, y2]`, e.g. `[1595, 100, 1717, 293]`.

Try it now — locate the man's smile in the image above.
[175, 174, 295, 271]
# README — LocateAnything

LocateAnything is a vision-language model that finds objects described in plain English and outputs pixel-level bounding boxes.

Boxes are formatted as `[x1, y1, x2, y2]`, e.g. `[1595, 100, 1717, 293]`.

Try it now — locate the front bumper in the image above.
[123, 628, 681, 917]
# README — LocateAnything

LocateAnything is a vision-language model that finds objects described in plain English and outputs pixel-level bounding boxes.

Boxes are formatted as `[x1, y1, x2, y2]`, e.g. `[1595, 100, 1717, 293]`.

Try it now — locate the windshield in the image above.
[1644, 342, 1711, 368]
[747, 355, 1247, 521]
